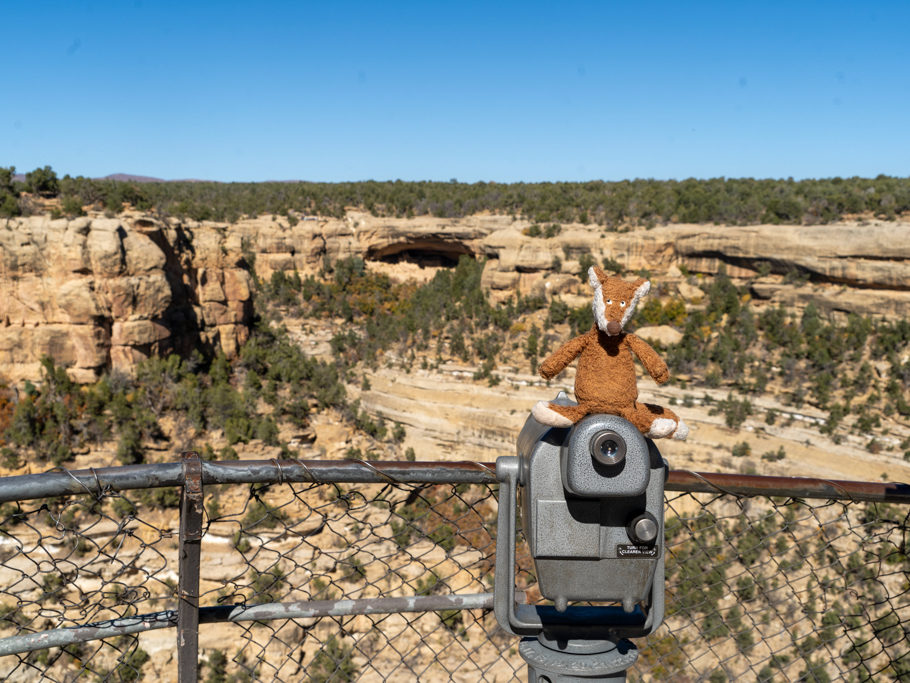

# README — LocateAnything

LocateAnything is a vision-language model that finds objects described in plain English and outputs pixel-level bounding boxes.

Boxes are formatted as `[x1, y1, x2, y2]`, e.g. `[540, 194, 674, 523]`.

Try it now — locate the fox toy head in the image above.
[588, 266, 650, 336]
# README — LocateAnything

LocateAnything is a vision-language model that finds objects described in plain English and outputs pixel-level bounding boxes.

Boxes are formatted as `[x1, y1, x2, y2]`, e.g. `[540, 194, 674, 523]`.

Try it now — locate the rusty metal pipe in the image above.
[0, 460, 906, 504]
[665, 469, 910, 504]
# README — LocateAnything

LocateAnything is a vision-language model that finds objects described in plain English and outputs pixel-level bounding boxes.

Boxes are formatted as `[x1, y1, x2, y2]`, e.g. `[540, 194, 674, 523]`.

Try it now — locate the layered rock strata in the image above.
[1, 210, 907, 382]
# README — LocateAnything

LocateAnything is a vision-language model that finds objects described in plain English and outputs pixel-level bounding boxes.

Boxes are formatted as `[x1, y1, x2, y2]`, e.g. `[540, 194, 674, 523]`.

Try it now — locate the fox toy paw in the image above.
[531, 401, 573, 428]
[672, 419, 689, 440]
[646, 417, 676, 439]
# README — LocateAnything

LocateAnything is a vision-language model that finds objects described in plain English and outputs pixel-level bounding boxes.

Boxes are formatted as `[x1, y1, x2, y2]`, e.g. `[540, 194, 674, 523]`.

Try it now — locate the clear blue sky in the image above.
[4, 1, 909, 182]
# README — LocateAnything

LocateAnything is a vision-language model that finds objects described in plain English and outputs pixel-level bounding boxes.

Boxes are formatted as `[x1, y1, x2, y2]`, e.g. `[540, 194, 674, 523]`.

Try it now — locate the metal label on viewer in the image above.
[617, 544, 659, 558]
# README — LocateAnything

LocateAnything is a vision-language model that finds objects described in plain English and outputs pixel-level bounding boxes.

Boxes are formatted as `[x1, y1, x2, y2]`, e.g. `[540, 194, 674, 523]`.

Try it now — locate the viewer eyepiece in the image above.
[590, 430, 626, 466]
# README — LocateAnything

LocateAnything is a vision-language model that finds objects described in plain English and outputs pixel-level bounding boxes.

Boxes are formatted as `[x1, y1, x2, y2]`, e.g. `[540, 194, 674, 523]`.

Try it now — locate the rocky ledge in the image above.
[1, 211, 907, 382]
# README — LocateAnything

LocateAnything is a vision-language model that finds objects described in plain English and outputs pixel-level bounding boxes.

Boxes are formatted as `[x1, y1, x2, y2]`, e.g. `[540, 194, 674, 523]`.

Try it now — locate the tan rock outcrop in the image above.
[0, 215, 253, 383]
[668, 222, 910, 289]
[2, 209, 907, 383]
[749, 281, 910, 320]
[197, 211, 908, 307]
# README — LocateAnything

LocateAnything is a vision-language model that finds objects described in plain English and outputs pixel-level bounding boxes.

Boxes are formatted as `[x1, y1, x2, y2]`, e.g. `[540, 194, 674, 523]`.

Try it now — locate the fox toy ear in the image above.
[589, 266, 608, 331]
[588, 265, 607, 288]
[632, 278, 650, 298]
[621, 278, 651, 327]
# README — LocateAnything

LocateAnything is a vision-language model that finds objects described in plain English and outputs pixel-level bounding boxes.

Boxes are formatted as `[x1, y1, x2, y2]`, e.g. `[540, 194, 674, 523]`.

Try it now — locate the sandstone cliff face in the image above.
[182, 213, 910, 309]
[666, 222, 910, 289]
[2, 211, 907, 383]
[610, 222, 910, 318]
[232, 211, 502, 280]
[0, 215, 253, 383]
[478, 220, 910, 316]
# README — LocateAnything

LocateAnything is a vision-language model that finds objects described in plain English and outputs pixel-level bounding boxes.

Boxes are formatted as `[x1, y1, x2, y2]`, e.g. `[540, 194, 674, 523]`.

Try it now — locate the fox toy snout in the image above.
[589, 267, 650, 336]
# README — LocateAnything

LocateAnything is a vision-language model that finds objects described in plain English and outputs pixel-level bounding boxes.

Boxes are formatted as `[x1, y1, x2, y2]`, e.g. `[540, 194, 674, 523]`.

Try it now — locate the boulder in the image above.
[633, 325, 684, 347]
[56, 280, 102, 322]
[677, 281, 705, 302]
[111, 320, 171, 347]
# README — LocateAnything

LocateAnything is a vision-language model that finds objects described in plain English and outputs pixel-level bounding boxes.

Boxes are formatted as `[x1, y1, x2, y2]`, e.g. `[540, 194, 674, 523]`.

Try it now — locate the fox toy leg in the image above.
[622, 402, 689, 440]
[531, 401, 591, 427]
[533, 399, 688, 440]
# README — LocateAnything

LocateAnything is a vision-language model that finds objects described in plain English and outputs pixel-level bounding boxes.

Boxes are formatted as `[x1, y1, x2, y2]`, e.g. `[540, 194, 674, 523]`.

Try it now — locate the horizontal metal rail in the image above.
[0, 593, 494, 657]
[665, 469, 910, 504]
[0, 460, 496, 504]
[0, 459, 907, 504]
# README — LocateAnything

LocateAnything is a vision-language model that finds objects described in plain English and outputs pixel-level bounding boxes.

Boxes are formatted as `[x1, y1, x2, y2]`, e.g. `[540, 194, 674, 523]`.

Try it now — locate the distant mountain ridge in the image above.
[10, 172, 206, 183]
[99, 173, 211, 183]
[102, 175, 301, 183]
[101, 173, 167, 183]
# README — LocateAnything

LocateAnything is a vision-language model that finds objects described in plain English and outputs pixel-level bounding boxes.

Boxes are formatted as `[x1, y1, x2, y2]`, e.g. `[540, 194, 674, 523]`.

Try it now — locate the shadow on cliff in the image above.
[135, 219, 215, 361]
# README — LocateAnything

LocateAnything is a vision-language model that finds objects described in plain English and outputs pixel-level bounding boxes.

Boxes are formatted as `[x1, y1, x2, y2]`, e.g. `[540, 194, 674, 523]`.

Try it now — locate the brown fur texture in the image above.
[533, 267, 688, 440]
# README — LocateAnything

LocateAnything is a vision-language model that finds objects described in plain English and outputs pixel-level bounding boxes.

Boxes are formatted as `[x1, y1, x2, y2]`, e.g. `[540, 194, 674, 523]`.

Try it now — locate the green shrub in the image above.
[204, 650, 228, 683]
[577, 253, 597, 281]
[429, 524, 456, 553]
[61, 195, 84, 217]
[104, 644, 150, 683]
[731, 441, 750, 458]
[761, 447, 786, 462]
[116, 423, 144, 464]
[138, 487, 180, 509]
[249, 565, 286, 602]
[310, 634, 358, 683]
[241, 494, 288, 531]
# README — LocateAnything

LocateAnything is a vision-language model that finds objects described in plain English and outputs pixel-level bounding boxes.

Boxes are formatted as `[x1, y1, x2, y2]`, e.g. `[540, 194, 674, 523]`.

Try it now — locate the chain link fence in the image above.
[0, 458, 907, 681]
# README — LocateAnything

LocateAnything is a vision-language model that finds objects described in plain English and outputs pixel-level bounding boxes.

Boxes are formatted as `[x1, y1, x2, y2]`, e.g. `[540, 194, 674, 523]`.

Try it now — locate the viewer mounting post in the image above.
[178, 451, 203, 682]
[495, 400, 667, 681]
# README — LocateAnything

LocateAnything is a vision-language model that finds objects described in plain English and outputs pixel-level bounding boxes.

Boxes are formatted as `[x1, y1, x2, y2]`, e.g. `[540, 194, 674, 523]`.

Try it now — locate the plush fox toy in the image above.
[532, 266, 688, 440]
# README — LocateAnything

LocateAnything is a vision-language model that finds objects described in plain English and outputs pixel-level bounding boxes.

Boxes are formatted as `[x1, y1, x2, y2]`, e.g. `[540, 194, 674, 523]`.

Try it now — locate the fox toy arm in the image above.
[626, 333, 670, 385]
[539, 331, 590, 380]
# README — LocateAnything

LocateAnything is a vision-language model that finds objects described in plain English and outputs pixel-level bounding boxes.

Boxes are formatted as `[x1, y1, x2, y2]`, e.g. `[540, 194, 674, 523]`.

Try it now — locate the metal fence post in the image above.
[178, 451, 203, 682]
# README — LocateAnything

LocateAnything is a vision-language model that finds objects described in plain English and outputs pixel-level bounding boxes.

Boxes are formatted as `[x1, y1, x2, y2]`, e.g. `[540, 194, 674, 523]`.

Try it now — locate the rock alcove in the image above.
[364, 239, 475, 268]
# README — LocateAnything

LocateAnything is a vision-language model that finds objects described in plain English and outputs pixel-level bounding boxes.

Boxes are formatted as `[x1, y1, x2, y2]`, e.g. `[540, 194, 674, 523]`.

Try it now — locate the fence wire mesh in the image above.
[0, 462, 907, 682]
[0, 488, 177, 681]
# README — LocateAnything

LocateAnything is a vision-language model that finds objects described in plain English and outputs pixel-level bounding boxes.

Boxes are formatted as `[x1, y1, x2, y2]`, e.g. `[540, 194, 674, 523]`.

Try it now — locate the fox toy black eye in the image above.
[620, 301, 626, 307]
[606, 299, 612, 305]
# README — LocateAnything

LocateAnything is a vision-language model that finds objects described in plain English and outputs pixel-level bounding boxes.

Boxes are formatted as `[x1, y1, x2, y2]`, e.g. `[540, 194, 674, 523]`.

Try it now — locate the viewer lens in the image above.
[590, 430, 626, 466]
[600, 439, 619, 459]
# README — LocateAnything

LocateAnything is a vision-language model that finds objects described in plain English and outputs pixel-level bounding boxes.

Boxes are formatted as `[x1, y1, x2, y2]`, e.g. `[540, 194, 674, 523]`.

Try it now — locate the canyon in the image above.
[1, 210, 908, 482]
[1, 209, 908, 681]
